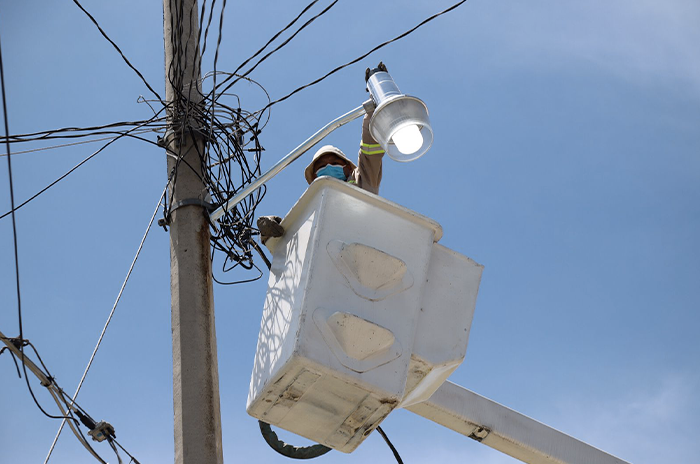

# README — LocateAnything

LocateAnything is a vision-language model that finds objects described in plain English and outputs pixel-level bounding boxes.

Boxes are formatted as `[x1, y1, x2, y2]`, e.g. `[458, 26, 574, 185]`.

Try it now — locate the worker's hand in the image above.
[257, 215, 284, 244]
[364, 62, 388, 82]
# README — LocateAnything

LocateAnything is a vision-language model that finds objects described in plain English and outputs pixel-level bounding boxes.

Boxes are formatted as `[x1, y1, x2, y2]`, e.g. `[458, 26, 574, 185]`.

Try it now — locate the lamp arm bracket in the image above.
[210, 102, 368, 223]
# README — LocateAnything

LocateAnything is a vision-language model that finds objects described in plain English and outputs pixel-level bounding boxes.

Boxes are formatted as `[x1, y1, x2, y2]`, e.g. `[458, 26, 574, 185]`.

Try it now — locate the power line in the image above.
[0, 111, 166, 221]
[71, 0, 163, 103]
[0, 18, 21, 360]
[377, 426, 404, 464]
[0, 334, 106, 463]
[0, 128, 162, 156]
[1, 16, 66, 426]
[226, 0, 320, 78]
[1, 117, 167, 144]
[259, 0, 469, 113]
[113, 438, 140, 464]
[206, 0, 229, 187]
[0, 332, 141, 464]
[212, 0, 338, 102]
[196, 0, 218, 66]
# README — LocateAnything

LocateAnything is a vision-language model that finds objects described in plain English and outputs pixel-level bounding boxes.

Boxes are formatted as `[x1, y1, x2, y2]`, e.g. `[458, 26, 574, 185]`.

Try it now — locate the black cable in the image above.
[71, 0, 163, 103]
[197, 0, 217, 67]
[213, 0, 339, 102]
[207, 0, 229, 185]
[212, 0, 227, 90]
[73, 422, 108, 464]
[0, 127, 161, 156]
[113, 439, 141, 464]
[1, 118, 167, 144]
[158, 0, 272, 273]
[0, 337, 82, 424]
[207, 0, 319, 100]
[0, 112, 166, 221]
[212, 263, 263, 285]
[0, 30, 23, 369]
[0, 25, 68, 423]
[260, 0, 469, 113]
[6, 339, 143, 464]
[25, 340, 56, 382]
[258, 420, 332, 460]
[224, 0, 319, 80]
[376, 426, 404, 464]
[108, 439, 123, 464]
[0, 344, 22, 378]
[250, 239, 272, 270]
[0, 139, 111, 220]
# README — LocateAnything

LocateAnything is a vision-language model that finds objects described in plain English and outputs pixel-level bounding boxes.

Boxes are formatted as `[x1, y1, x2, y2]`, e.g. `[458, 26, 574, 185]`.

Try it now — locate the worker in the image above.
[257, 108, 385, 244]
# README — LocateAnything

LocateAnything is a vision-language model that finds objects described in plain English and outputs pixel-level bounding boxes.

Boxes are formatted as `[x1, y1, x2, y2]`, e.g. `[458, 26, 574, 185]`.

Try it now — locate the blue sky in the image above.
[1, 1, 699, 463]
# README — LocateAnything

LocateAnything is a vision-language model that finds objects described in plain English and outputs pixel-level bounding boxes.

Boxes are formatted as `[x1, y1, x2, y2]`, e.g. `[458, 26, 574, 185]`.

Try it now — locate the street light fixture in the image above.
[366, 68, 433, 162]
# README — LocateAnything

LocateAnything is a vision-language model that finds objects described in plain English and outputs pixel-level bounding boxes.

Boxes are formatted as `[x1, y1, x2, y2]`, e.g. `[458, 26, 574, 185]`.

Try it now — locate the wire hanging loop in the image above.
[258, 421, 331, 460]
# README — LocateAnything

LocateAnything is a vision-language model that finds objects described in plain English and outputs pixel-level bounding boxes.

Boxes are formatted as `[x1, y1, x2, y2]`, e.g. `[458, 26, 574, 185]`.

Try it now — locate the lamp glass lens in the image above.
[391, 124, 423, 155]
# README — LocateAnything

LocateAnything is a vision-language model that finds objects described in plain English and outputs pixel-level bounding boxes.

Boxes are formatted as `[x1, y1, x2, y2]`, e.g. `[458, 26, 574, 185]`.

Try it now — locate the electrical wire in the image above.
[113, 439, 141, 464]
[46, 385, 107, 464]
[377, 426, 404, 464]
[1, 22, 72, 426]
[157, 68, 271, 281]
[0, 127, 161, 156]
[259, 0, 469, 113]
[258, 421, 332, 460]
[108, 439, 123, 464]
[162, 0, 270, 279]
[71, 0, 163, 103]
[225, 0, 320, 80]
[44, 183, 168, 464]
[0, 110, 166, 221]
[1, 332, 143, 464]
[0, 343, 23, 378]
[0, 19, 21, 352]
[212, 0, 339, 103]
[196, 0, 217, 68]
[206, 0, 229, 193]
[0, 117, 167, 144]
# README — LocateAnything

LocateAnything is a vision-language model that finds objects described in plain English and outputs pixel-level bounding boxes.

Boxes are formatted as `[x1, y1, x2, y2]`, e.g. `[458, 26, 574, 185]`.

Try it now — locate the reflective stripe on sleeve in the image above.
[360, 142, 385, 155]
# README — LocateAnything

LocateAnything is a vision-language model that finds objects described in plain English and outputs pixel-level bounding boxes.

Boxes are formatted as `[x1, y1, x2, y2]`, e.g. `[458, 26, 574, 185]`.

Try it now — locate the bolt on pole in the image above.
[163, 1, 224, 463]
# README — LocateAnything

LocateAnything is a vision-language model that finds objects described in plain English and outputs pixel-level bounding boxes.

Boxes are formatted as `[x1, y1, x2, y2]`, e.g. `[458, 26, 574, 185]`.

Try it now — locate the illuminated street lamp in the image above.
[366, 68, 433, 161]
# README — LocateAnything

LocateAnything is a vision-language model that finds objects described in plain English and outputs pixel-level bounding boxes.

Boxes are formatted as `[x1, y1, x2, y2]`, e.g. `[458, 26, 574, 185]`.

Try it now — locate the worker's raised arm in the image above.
[351, 111, 385, 195]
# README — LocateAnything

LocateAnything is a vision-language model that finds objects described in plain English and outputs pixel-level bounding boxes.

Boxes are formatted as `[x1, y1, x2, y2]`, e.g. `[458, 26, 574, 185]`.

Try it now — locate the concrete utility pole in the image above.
[163, 1, 224, 463]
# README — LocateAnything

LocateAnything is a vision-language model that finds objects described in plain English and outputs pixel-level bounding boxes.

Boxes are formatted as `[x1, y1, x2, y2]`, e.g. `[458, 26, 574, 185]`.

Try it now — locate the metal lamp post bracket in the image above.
[209, 100, 374, 224]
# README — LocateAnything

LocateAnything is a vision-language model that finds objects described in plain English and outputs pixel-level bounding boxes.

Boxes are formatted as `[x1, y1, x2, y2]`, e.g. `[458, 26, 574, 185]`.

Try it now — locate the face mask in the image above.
[316, 164, 347, 181]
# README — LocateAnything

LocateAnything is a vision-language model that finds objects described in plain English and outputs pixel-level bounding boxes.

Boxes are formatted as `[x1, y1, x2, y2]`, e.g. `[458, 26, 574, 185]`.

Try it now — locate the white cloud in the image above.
[553, 372, 700, 463]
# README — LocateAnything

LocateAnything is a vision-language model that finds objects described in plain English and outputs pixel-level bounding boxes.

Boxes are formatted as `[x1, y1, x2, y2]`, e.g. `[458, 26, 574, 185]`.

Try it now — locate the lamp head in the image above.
[366, 69, 433, 162]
